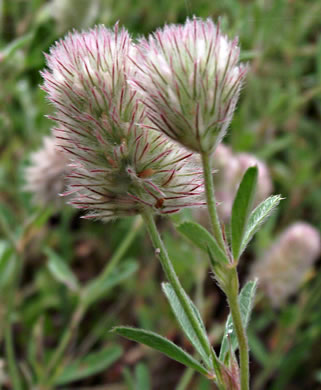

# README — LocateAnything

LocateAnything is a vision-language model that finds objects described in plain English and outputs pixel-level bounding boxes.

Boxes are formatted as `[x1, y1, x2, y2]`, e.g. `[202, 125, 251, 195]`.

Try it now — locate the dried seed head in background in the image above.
[42, 25, 204, 221]
[130, 17, 247, 154]
[25, 135, 70, 207]
[249, 222, 321, 307]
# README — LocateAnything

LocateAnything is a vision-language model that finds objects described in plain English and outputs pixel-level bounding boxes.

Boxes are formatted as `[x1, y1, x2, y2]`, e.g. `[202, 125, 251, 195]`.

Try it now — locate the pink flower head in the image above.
[130, 17, 247, 154]
[42, 25, 204, 221]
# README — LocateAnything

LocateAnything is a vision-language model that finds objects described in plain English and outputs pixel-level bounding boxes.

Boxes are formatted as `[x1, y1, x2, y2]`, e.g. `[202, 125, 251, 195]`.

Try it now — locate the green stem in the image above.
[175, 367, 194, 390]
[99, 215, 143, 280]
[3, 226, 24, 390]
[1, 208, 51, 390]
[142, 212, 222, 381]
[201, 151, 250, 388]
[4, 282, 23, 389]
[40, 215, 143, 387]
[226, 269, 249, 390]
[45, 305, 86, 382]
[5, 322, 23, 390]
[201, 152, 226, 251]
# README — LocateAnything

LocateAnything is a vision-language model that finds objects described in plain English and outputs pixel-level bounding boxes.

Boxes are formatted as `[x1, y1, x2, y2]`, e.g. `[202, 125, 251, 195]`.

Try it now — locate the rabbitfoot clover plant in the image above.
[41, 18, 282, 390]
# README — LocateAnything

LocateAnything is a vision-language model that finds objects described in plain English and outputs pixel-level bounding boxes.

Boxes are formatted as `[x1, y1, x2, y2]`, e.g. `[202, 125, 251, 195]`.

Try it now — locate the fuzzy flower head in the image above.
[130, 17, 247, 154]
[25, 136, 70, 207]
[249, 222, 321, 307]
[42, 25, 204, 221]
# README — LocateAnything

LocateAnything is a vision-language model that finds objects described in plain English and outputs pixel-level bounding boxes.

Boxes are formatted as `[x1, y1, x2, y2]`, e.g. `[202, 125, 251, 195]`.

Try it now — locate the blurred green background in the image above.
[0, 0, 321, 389]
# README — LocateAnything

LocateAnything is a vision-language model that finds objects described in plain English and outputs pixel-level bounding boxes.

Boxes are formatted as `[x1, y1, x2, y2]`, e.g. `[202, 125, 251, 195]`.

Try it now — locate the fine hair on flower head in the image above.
[41, 23, 205, 221]
[129, 17, 247, 154]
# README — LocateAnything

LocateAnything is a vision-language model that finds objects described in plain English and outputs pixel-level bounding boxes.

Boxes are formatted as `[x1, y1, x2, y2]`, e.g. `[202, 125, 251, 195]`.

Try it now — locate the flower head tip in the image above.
[130, 17, 247, 154]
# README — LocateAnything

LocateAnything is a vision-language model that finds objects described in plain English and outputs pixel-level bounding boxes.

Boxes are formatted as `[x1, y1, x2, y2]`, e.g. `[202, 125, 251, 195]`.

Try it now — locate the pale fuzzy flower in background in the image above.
[51, 0, 101, 34]
[25, 136, 69, 207]
[216, 148, 273, 221]
[249, 222, 321, 308]
[194, 144, 273, 224]
[42, 25, 204, 221]
[237, 152, 272, 205]
[212, 144, 240, 221]
[130, 17, 247, 154]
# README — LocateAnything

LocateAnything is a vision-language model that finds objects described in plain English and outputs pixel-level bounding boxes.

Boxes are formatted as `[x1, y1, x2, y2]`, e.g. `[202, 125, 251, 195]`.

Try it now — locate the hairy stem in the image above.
[226, 269, 249, 390]
[142, 212, 222, 381]
[201, 151, 250, 389]
[201, 152, 226, 251]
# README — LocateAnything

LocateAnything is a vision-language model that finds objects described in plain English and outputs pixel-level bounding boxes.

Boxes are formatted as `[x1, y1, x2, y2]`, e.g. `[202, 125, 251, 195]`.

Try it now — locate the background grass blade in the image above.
[54, 346, 123, 385]
[45, 247, 79, 292]
[83, 259, 138, 306]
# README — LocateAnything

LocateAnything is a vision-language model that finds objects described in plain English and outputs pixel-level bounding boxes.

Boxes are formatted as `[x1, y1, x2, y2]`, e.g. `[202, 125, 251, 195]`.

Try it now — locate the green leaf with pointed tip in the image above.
[83, 259, 138, 306]
[177, 221, 229, 265]
[231, 166, 258, 260]
[240, 195, 282, 255]
[162, 282, 211, 368]
[113, 327, 209, 376]
[54, 346, 122, 385]
[219, 280, 257, 362]
[45, 247, 79, 291]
